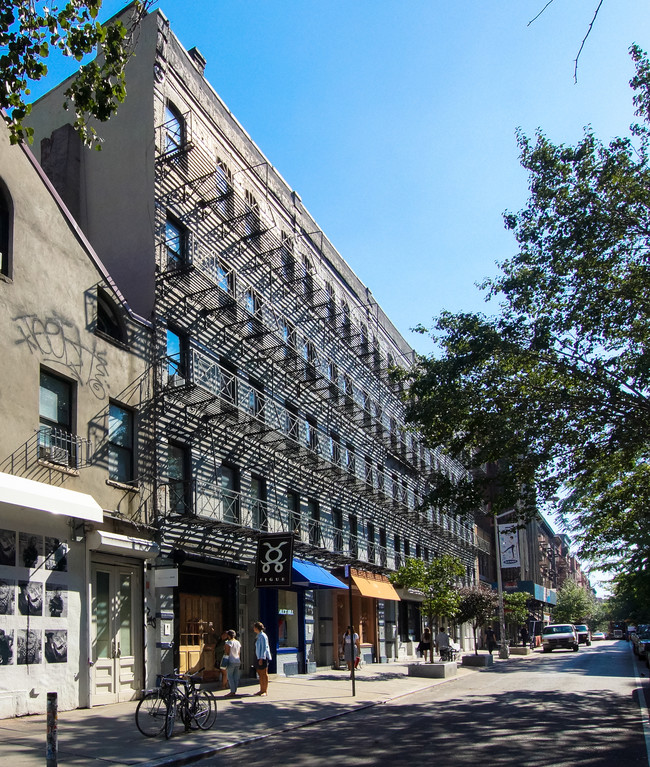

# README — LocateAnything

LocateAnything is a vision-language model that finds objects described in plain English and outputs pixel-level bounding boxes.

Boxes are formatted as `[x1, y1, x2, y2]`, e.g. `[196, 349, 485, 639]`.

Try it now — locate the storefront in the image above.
[0, 472, 158, 717]
[394, 587, 424, 659]
[334, 569, 400, 665]
[259, 558, 347, 675]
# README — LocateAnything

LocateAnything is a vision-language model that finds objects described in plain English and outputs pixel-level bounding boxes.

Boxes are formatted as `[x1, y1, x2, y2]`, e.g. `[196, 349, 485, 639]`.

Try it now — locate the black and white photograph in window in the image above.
[17, 629, 41, 665]
[45, 583, 67, 617]
[0, 629, 14, 665]
[0, 529, 16, 566]
[45, 536, 68, 572]
[44, 630, 67, 663]
[0, 579, 15, 615]
[18, 580, 43, 616]
[19, 532, 42, 569]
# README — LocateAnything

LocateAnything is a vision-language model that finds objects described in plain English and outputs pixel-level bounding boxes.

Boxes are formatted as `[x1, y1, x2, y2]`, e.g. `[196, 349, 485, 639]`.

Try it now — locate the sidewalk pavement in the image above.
[0, 653, 525, 767]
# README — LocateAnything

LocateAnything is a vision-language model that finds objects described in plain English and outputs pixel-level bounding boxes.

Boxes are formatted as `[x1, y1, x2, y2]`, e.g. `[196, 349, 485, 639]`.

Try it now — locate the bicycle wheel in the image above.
[192, 690, 217, 730]
[135, 691, 166, 738]
[164, 691, 178, 739]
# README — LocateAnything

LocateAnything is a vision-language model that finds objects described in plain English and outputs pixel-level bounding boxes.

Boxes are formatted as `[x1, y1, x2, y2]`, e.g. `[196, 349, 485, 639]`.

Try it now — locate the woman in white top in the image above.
[223, 629, 241, 696]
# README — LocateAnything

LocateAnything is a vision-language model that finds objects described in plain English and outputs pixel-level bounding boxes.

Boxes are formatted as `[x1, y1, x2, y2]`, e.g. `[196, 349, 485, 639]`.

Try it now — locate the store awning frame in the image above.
[291, 559, 348, 589]
[0, 470, 104, 523]
[87, 530, 159, 559]
[351, 571, 401, 601]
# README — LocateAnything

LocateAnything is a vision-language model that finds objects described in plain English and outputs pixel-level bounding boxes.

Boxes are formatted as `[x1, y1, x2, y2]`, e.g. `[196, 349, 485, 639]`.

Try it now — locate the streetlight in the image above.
[494, 510, 515, 660]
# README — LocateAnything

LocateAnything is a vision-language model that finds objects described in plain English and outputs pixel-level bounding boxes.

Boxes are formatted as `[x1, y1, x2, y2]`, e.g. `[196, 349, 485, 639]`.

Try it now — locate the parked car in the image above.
[575, 624, 592, 646]
[631, 627, 650, 659]
[591, 631, 606, 641]
[542, 624, 579, 653]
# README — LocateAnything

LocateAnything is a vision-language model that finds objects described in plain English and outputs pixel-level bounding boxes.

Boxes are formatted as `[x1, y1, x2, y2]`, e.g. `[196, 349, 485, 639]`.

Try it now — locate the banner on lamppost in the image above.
[498, 524, 520, 568]
[255, 533, 294, 588]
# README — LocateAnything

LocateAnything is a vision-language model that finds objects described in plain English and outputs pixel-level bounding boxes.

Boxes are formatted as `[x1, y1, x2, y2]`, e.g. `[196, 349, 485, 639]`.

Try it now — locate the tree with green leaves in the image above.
[552, 580, 594, 624]
[390, 555, 465, 642]
[504, 591, 530, 632]
[1, 1, 152, 146]
[396, 46, 650, 581]
[456, 585, 498, 655]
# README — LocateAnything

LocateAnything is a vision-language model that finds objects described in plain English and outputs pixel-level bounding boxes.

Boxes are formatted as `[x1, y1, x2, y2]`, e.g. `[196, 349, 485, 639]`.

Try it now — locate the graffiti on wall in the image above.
[14, 314, 108, 399]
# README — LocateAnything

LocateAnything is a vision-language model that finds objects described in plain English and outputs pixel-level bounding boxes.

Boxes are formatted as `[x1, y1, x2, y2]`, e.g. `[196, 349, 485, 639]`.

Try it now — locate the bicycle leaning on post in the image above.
[135, 669, 217, 738]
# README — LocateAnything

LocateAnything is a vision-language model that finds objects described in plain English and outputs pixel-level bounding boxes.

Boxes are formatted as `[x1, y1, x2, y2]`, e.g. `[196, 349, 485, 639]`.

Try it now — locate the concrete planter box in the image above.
[509, 647, 532, 656]
[408, 662, 457, 679]
[462, 654, 494, 667]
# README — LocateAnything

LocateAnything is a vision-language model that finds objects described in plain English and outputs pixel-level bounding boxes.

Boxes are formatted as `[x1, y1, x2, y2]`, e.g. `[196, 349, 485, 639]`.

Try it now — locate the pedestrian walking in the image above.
[418, 627, 433, 663]
[223, 629, 241, 696]
[253, 621, 272, 696]
[520, 625, 530, 648]
[341, 626, 360, 677]
[485, 626, 497, 655]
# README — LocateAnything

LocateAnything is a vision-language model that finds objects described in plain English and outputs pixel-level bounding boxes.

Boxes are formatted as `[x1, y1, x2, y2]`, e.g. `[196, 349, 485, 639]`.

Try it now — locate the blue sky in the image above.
[29, 1, 649, 360]
[28, 1, 649, 593]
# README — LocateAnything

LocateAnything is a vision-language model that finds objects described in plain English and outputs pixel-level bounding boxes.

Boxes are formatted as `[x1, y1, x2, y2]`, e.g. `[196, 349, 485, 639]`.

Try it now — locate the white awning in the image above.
[0, 471, 103, 523]
[87, 530, 159, 559]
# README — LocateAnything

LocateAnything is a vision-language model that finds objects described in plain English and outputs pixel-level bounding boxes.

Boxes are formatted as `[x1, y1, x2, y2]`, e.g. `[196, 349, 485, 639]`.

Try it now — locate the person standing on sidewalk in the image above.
[435, 626, 450, 660]
[485, 626, 497, 655]
[341, 626, 360, 677]
[253, 621, 272, 696]
[223, 629, 241, 696]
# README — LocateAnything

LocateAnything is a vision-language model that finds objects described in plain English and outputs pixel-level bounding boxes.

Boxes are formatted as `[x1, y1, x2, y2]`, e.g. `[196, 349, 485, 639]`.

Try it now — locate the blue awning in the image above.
[291, 559, 348, 589]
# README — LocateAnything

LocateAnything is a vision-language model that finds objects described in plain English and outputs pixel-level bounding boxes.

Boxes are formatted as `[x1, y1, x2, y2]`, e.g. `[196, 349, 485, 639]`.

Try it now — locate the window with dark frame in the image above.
[221, 464, 239, 524]
[332, 507, 343, 553]
[308, 498, 320, 547]
[108, 402, 134, 485]
[0, 183, 11, 277]
[39, 369, 75, 467]
[96, 289, 126, 344]
[287, 491, 301, 535]
[164, 103, 184, 154]
[165, 215, 187, 269]
[251, 475, 267, 531]
[168, 442, 190, 515]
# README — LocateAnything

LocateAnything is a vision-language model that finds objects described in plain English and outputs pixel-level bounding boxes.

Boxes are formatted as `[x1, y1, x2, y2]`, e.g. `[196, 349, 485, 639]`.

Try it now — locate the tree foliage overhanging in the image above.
[0, 1, 152, 146]
[397, 45, 650, 580]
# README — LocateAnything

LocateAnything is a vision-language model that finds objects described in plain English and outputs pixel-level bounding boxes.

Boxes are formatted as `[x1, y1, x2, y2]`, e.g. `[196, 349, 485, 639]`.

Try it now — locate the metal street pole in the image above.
[494, 513, 510, 660]
[346, 565, 356, 696]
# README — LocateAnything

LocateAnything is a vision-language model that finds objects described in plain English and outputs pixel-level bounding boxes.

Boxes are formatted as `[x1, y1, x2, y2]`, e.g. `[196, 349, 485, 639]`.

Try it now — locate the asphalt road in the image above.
[200, 641, 650, 767]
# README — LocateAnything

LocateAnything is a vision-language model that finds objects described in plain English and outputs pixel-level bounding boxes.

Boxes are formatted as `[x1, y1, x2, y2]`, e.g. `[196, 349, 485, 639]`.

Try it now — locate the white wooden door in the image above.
[91, 562, 142, 705]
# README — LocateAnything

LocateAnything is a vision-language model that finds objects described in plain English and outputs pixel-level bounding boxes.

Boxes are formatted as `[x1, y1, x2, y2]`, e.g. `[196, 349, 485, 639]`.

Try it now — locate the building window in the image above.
[166, 326, 187, 380]
[221, 464, 239, 524]
[287, 491, 300, 535]
[379, 527, 387, 567]
[305, 416, 318, 452]
[96, 289, 126, 344]
[341, 301, 351, 340]
[244, 189, 261, 238]
[332, 507, 343, 553]
[349, 514, 358, 558]
[364, 455, 373, 487]
[168, 442, 190, 514]
[302, 257, 314, 301]
[0, 181, 12, 277]
[39, 370, 75, 466]
[216, 159, 234, 218]
[329, 432, 341, 466]
[281, 234, 294, 283]
[394, 534, 402, 569]
[216, 261, 234, 294]
[308, 498, 320, 546]
[248, 380, 265, 420]
[164, 103, 184, 154]
[344, 443, 356, 477]
[165, 215, 187, 269]
[251, 475, 267, 531]
[108, 402, 134, 484]
[367, 521, 376, 564]
[325, 281, 336, 325]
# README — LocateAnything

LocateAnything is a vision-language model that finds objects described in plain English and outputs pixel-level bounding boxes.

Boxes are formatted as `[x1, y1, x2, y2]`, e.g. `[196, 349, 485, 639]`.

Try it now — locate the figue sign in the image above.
[255, 533, 294, 588]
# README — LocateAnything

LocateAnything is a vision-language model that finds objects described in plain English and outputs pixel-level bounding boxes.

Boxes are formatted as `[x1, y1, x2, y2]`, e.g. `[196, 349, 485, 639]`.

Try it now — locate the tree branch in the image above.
[574, 0, 605, 83]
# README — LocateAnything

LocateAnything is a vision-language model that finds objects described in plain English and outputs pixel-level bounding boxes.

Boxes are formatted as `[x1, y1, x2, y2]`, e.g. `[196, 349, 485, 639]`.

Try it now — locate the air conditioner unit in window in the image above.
[39, 444, 70, 466]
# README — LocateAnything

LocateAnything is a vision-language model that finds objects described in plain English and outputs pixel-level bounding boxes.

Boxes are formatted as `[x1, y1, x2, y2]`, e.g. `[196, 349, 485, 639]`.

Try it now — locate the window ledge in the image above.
[37, 459, 79, 477]
[95, 329, 130, 351]
[105, 479, 139, 493]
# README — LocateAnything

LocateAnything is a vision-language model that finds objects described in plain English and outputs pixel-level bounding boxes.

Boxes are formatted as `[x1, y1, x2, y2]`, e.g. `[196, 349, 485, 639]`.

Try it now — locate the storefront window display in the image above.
[278, 590, 299, 648]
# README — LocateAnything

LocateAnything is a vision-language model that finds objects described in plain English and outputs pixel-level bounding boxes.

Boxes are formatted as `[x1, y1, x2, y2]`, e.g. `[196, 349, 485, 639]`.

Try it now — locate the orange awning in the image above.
[351, 572, 401, 601]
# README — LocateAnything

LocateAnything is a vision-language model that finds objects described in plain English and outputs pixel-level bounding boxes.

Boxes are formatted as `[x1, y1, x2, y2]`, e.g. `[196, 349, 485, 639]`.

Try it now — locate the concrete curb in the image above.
[139, 675, 463, 767]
